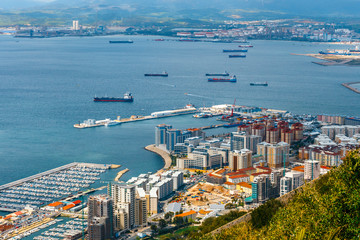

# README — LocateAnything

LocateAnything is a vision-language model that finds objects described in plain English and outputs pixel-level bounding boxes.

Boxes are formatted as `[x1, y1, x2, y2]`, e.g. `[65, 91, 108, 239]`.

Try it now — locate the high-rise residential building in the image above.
[72, 20, 80, 30]
[248, 135, 262, 153]
[257, 141, 271, 162]
[155, 124, 172, 146]
[280, 171, 304, 196]
[291, 123, 304, 141]
[270, 170, 282, 198]
[252, 124, 266, 141]
[231, 132, 261, 153]
[87, 195, 113, 240]
[208, 147, 229, 166]
[111, 183, 135, 231]
[230, 132, 246, 151]
[252, 175, 271, 203]
[267, 142, 290, 169]
[166, 129, 182, 152]
[134, 189, 147, 227]
[266, 127, 280, 143]
[280, 128, 294, 145]
[304, 160, 320, 181]
[228, 149, 252, 171]
[280, 176, 292, 196]
[238, 125, 252, 135]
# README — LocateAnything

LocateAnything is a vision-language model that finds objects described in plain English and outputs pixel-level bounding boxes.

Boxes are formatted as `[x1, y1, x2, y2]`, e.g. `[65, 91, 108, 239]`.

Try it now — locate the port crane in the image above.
[222, 98, 236, 120]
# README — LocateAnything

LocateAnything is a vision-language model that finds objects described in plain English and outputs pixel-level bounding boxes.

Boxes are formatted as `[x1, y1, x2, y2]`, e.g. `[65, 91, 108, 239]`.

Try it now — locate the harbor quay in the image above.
[73, 104, 197, 129]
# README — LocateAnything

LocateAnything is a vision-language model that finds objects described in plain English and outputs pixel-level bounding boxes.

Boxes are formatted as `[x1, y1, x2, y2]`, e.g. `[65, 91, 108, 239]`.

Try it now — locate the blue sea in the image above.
[0, 35, 359, 189]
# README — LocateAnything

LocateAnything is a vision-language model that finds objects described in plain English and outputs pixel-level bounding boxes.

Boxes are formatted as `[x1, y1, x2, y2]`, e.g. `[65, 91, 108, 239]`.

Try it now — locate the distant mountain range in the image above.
[1, 0, 360, 26]
[2, 0, 360, 16]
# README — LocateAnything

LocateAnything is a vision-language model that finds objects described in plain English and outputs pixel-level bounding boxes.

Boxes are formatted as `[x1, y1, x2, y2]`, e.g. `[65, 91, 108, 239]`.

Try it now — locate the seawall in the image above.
[145, 144, 172, 171]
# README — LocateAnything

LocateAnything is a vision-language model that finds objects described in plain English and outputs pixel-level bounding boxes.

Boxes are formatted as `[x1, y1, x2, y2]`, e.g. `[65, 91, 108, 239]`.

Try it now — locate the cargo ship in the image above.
[109, 40, 133, 44]
[205, 72, 229, 76]
[250, 82, 268, 86]
[223, 122, 243, 128]
[144, 72, 168, 77]
[208, 75, 236, 82]
[223, 49, 248, 53]
[229, 54, 246, 58]
[238, 45, 253, 48]
[94, 92, 133, 102]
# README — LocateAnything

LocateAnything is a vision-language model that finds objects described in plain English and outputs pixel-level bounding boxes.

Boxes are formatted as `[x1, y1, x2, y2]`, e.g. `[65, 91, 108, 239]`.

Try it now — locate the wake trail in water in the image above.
[184, 93, 212, 99]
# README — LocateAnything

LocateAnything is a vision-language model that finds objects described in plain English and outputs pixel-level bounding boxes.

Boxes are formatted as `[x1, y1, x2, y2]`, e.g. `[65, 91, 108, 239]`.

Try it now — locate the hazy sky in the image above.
[1, 0, 360, 17]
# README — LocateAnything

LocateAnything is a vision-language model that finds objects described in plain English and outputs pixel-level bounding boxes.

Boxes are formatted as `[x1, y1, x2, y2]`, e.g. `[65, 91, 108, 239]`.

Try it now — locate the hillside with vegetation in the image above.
[197, 150, 360, 240]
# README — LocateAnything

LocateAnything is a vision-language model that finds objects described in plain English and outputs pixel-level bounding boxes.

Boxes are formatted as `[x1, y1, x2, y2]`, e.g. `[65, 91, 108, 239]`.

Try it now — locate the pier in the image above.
[342, 81, 360, 94]
[114, 168, 129, 182]
[74, 105, 197, 129]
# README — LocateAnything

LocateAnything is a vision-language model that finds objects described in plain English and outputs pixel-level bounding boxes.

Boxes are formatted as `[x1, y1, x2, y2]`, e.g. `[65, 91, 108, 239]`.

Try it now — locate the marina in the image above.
[0, 163, 111, 212]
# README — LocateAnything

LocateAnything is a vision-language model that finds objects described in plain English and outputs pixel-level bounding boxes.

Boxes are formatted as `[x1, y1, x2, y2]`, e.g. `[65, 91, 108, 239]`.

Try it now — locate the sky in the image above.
[1, 0, 360, 17]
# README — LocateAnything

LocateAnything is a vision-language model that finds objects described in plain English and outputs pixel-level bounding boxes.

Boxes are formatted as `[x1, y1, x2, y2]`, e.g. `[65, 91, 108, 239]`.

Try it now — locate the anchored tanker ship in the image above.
[94, 92, 133, 102]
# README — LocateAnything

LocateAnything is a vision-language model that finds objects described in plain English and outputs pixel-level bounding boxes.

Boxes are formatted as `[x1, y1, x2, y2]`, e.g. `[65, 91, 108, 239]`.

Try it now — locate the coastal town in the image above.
[1, 103, 359, 239]
[1, 19, 360, 43]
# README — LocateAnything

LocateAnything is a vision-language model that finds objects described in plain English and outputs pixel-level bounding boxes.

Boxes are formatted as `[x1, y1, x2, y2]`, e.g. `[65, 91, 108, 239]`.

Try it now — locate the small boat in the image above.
[205, 72, 229, 76]
[193, 112, 213, 118]
[109, 40, 133, 43]
[223, 49, 248, 52]
[144, 71, 168, 77]
[208, 75, 236, 82]
[229, 54, 246, 58]
[94, 92, 134, 102]
[250, 82, 268, 86]
[238, 45, 253, 48]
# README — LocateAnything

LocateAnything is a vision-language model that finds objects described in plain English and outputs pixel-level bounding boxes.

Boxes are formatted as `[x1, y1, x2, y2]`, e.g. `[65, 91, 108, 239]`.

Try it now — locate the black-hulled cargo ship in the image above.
[94, 92, 133, 102]
[144, 72, 168, 77]
[109, 40, 133, 43]
[223, 49, 248, 52]
[250, 82, 268, 86]
[229, 54, 246, 58]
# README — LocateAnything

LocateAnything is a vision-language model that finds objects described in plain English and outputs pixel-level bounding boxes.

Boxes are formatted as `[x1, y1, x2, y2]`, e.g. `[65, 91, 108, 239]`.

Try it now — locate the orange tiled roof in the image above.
[48, 202, 63, 207]
[63, 204, 75, 210]
[198, 209, 211, 215]
[229, 174, 249, 179]
[236, 182, 252, 188]
[175, 210, 197, 218]
[321, 166, 332, 169]
[224, 181, 235, 185]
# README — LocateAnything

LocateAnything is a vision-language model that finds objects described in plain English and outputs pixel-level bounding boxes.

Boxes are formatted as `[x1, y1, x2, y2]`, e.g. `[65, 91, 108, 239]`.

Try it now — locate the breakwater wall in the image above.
[342, 82, 360, 94]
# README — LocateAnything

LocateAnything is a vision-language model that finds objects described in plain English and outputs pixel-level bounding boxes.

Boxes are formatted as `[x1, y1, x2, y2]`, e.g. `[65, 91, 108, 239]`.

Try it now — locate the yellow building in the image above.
[236, 182, 252, 195]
